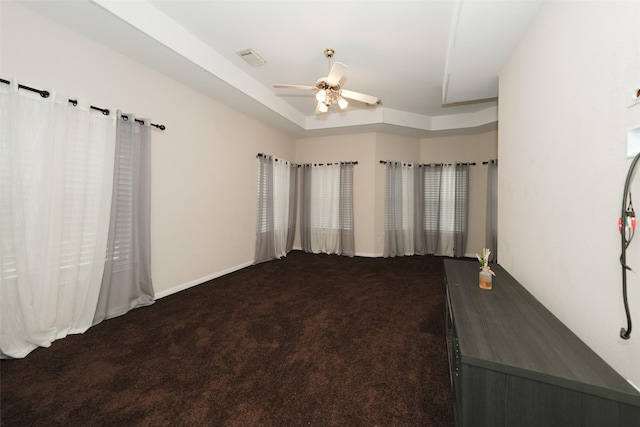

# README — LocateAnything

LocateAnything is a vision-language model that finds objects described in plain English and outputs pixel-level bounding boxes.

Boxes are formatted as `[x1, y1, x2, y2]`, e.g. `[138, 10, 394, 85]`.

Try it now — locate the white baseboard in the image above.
[154, 260, 254, 300]
[355, 252, 382, 257]
[292, 246, 382, 258]
[155, 250, 463, 300]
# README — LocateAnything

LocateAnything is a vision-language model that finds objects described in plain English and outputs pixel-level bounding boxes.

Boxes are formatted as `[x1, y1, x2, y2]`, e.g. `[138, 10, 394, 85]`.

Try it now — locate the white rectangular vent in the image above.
[236, 49, 267, 67]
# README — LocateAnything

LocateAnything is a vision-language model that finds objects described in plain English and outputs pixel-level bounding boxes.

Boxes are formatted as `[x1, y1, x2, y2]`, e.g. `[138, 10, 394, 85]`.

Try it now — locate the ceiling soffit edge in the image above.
[92, 0, 497, 134]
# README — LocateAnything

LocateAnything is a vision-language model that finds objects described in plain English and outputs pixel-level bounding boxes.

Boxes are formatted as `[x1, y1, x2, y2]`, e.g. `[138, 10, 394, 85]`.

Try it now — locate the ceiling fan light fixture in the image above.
[337, 96, 348, 110]
[274, 48, 379, 115]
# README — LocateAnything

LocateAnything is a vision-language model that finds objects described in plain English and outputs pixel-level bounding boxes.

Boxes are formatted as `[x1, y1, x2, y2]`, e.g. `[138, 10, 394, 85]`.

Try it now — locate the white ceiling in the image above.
[18, 0, 543, 138]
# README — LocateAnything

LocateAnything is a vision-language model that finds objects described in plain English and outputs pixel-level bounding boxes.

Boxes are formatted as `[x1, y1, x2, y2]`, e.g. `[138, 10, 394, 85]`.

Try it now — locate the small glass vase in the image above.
[479, 268, 493, 290]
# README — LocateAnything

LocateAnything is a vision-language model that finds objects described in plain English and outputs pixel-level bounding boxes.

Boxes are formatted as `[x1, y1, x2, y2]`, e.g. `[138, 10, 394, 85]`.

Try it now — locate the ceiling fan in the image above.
[274, 48, 380, 114]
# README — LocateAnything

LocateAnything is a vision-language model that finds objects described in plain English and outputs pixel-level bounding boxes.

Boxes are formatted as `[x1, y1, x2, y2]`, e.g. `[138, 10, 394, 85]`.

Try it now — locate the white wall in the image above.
[499, 1, 640, 387]
[1, 2, 295, 297]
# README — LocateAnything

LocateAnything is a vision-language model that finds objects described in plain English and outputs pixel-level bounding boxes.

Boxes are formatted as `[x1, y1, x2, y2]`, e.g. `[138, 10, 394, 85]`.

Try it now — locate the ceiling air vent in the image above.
[236, 49, 267, 67]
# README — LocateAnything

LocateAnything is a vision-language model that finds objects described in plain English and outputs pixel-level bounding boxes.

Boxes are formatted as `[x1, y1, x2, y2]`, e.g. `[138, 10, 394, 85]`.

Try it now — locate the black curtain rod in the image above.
[379, 160, 476, 166]
[257, 153, 358, 167]
[420, 162, 476, 167]
[483, 159, 498, 165]
[301, 161, 358, 167]
[256, 153, 299, 166]
[1, 78, 165, 131]
[379, 160, 414, 166]
[120, 114, 165, 131]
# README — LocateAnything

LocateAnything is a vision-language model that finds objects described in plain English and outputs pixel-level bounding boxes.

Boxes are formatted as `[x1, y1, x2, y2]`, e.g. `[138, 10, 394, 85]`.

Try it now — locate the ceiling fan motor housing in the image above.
[315, 79, 340, 92]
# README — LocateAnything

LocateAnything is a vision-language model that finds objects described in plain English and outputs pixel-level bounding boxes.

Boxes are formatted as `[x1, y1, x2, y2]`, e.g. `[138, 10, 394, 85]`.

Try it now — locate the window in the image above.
[255, 155, 295, 262]
[301, 162, 355, 256]
[110, 139, 134, 272]
[310, 164, 340, 230]
[385, 162, 468, 258]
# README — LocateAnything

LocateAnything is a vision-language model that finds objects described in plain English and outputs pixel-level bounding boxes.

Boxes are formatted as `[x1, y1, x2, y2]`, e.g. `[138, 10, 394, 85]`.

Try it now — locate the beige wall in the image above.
[3, 2, 499, 297]
[420, 129, 498, 256]
[294, 131, 497, 257]
[1, 2, 295, 297]
[499, 1, 640, 387]
[295, 132, 423, 257]
[294, 133, 378, 255]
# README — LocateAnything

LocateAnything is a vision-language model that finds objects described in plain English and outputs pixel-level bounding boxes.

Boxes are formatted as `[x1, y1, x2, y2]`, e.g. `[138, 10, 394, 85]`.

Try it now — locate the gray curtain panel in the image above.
[339, 163, 355, 257]
[453, 163, 469, 258]
[486, 160, 498, 262]
[383, 162, 405, 257]
[300, 162, 355, 256]
[424, 164, 443, 254]
[254, 155, 275, 264]
[413, 165, 426, 255]
[300, 164, 312, 253]
[254, 154, 297, 263]
[286, 162, 298, 253]
[93, 112, 154, 325]
[385, 161, 469, 258]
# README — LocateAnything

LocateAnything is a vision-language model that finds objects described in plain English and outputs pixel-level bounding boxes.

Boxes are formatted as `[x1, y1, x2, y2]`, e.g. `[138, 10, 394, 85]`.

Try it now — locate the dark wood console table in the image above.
[444, 259, 640, 426]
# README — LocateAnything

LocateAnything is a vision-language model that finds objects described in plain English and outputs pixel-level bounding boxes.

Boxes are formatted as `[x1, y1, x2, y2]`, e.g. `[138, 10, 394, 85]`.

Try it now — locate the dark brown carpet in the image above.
[1, 251, 454, 426]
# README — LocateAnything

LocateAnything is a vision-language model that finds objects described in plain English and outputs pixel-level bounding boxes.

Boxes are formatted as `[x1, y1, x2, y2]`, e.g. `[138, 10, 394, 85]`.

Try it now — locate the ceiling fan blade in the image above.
[326, 62, 347, 85]
[341, 89, 379, 105]
[273, 84, 316, 91]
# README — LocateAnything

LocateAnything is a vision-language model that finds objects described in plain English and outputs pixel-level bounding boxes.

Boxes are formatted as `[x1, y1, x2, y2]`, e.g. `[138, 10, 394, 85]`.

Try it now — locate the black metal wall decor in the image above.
[619, 150, 640, 339]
